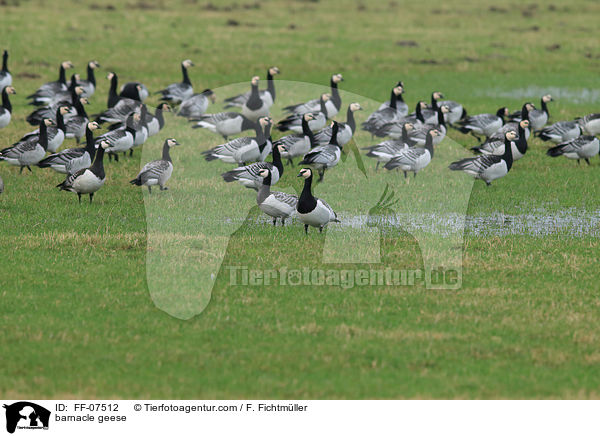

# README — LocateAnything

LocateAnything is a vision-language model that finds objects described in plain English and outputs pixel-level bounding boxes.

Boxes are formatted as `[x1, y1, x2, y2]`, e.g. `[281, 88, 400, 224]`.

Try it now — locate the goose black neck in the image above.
[298, 174, 317, 213]
[271, 140, 282, 175]
[74, 96, 87, 118]
[436, 106, 446, 127]
[319, 97, 328, 116]
[140, 106, 148, 128]
[84, 126, 96, 154]
[425, 132, 434, 158]
[68, 74, 78, 92]
[246, 82, 262, 109]
[162, 141, 172, 162]
[389, 88, 398, 110]
[241, 116, 255, 131]
[261, 171, 272, 186]
[2, 88, 11, 112]
[520, 104, 530, 121]
[516, 124, 528, 154]
[301, 116, 316, 146]
[266, 69, 276, 101]
[346, 106, 356, 133]
[416, 103, 424, 123]
[401, 124, 409, 144]
[497, 108, 506, 124]
[39, 121, 49, 150]
[107, 74, 119, 108]
[329, 123, 340, 147]
[2, 50, 8, 73]
[55, 108, 65, 132]
[181, 63, 191, 85]
[431, 93, 439, 110]
[330, 77, 341, 110]
[125, 115, 137, 136]
[541, 98, 549, 115]
[87, 64, 96, 87]
[254, 122, 266, 145]
[503, 136, 514, 171]
[58, 64, 66, 85]
[155, 106, 165, 128]
[90, 145, 105, 179]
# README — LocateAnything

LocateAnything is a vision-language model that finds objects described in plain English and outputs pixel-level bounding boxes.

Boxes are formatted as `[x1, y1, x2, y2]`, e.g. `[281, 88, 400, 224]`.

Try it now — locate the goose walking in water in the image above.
[547, 136, 599, 165]
[0, 50, 11, 90]
[284, 73, 343, 118]
[256, 168, 298, 226]
[296, 168, 340, 234]
[242, 76, 270, 123]
[224, 66, 280, 109]
[38, 122, 100, 174]
[130, 138, 181, 193]
[157, 59, 194, 104]
[57, 140, 109, 203]
[221, 140, 283, 190]
[0, 85, 15, 129]
[0, 119, 54, 173]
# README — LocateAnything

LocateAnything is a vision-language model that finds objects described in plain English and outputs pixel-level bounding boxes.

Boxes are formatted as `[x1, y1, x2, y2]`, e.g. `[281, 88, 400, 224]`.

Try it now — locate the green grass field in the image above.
[1, 0, 600, 399]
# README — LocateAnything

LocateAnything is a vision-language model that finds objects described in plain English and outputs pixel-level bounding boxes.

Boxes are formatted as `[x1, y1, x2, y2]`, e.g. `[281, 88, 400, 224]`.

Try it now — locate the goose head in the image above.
[201, 88, 216, 103]
[505, 130, 518, 141]
[133, 112, 142, 122]
[160, 102, 172, 112]
[428, 129, 440, 138]
[251, 76, 260, 86]
[349, 102, 363, 112]
[277, 144, 286, 153]
[269, 66, 280, 76]
[258, 116, 271, 128]
[166, 138, 180, 147]
[182, 59, 194, 68]
[303, 113, 315, 122]
[298, 168, 313, 179]
[258, 168, 271, 178]
[333, 73, 343, 83]
[87, 121, 100, 131]
[393, 86, 403, 96]
[497, 107, 509, 117]
[432, 91, 444, 100]
[4, 86, 16, 95]
[97, 140, 110, 150]
[59, 106, 71, 115]
[80, 97, 90, 105]
[74, 85, 84, 95]
[396, 80, 404, 88]
[62, 61, 74, 69]
[525, 102, 535, 111]
[106, 72, 115, 80]
[519, 119, 530, 129]
[89, 60, 100, 69]
[73, 73, 81, 82]
[542, 94, 553, 103]
[441, 105, 450, 114]
[43, 118, 56, 127]
[320, 93, 331, 102]
[404, 122, 414, 131]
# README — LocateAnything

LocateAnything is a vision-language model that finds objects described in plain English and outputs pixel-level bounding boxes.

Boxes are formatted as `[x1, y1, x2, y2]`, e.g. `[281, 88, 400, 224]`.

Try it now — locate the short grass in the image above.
[1, 0, 600, 399]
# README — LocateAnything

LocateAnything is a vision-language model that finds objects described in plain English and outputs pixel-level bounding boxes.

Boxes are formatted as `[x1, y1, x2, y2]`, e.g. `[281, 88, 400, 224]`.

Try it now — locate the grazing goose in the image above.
[457, 107, 509, 141]
[284, 73, 343, 118]
[363, 122, 415, 171]
[120, 82, 149, 102]
[0, 50, 11, 90]
[510, 95, 552, 131]
[473, 120, 529, 161]
[177, 89, 215, 118]
[256, 168, 298, 226]
[313, 102, 363, 145]
[0, 85, 15, 129]
[537, 120, 582, 143]
[130, 138, 180, 193]
[299, 121, 341, 182]
[241, 76, 270, 123]
[407, 105, 449, 146]
[202, 117, 272, 165]
[16, 105, 69, 153]
[377, 81, 408, 114]
[57, 140, 109, 203]
[276, 93, 331, 133]
[157, 59, 194, 104]
[362, 85, 406, 136]
[449, 130, 517, 186]
[221, 139, 283, 190]
[547, 136, 600, 165]
[65, 95, 90, 143]
[0, 119, 53, 173]
[192, 111, 256, 140]
[146, 103, 171, 136]
[224, 66, 281, 109]
[76, 60, 100, 98]
[578, 113, 600, 135]
[97, 112, 139, 161]
[27, 61, 74, 105]
[373, 101, 427, 139]
[38, 121, 100, 174]
[384, 129, 440, 178]
[274, 113, 317, 166]
[296, 168, 340, 234]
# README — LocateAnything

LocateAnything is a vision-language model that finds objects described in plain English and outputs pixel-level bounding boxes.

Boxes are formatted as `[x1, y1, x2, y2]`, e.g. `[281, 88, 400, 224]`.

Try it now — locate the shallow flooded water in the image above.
[476, 86, 600, 105]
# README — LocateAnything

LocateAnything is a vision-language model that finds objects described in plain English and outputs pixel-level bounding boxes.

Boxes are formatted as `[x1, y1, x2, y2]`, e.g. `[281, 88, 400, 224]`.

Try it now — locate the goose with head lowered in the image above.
[384, 129, 440, 178]
[0, 85, 16, 129]
[296, 168, 340, 234]
[376, 81, 408, 115]
[276, 94, 331, 133]
[224, 66, 281, 109]
[38, 121, 100, 174]
[157, 59, 194, 104]
[0, 119, 54, 173]
[472, 120, 530, 161]
[546, 136, 599, 165]
[27, 61, 74, 106]
[284, 73, 343, 118]
[299, 121, 341, 182]
[509, 95, 552, 131]
[221, 139, 283, 191]
[312, 103, 363, 146]
[0, 50, 11, 90]
[274, 113, 317, 166]
[76, 60, 101, 98]
[178, 89, 215, 118]
[202, 117, 272, 165]
[449, 130, 518, 186]
[256, 168, 298, 226]
[457, 106, 509, 141]
[363, 85, 406, 136]
[16, 105, 70, 153]
[96, 112, 139, 162]
[130, 138, 181, 194]
[536, 120, 582, 143]
[57, 140, 109, 203]
[241, 76, 270, 123]
[191, 111, 256, 140]
[363, 122, 415, 171]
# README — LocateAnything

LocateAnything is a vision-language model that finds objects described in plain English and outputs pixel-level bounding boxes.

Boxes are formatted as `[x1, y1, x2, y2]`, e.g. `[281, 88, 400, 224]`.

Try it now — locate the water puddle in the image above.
[476, 86, 600, 105]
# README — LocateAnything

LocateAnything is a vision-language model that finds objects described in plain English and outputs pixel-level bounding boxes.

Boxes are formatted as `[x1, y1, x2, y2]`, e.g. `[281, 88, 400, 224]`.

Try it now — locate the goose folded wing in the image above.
[466, 113, 498, 129]
[284, 98, 319, 114]
[139, 160, 170, 180]
[302, 146, 337, 164]
[272, 191, 298, 207]
[390, 148, 426, 165]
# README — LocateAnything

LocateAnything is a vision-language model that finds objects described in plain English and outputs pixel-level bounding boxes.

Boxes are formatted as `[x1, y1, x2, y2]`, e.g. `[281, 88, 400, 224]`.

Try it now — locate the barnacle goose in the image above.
[157, 59, 194, 104]
[510, 95, 552, 131]
[363, 122, 415, 170]
[274, 113, 317, 166]
[257, 168, 298, 226]
[97, 112, 139, 162]
[449, 130, 517, 186]
[407, 105, 449, 146]
[0, 50, 11, 90]
[221, 139, 283, 190]
[299, 121, 341, 182]
[487, 103, 533, 142]
[65, 94, 90, 143]
[362, 85, 405, 136]
[27, 61, 74, 105]
[43, 76, 81, 108]
[313, 103, 362, 146]
[547, 136, 599, 165]
[192, 111, 256, 140]
[38, 121, 100, 174]
[224, 66, 280, 109]
[377, 81, 408, 115]
[57, 140, 109, 203]
[241, 76, 270, 123]
[284, 73, 343, 118]
[76, 60, 100, 98]
[129, 104, 150, 156]
[177, 89, 215, 118]
[25, 89, 78, 126]
[473, 120, 530, 161]
[384, 129, 440, 177]
[437, 94, 466, 125]
[457, 107, 509, 141]
[0, 119, 53, 173]
[16, 105, 69, 153]
[146, 103, 171, 136]
[202, 117, 272, 165]
[120, 82, 149, 102]
[97, 73, 141, 124]
[420, 91, 444, 124]
[0, 85, 15, 129]
[296, 168, 340, 234]
[578, 113, 600, 136]
[130, 138, 180, 193]
[537, 120, 582, 143]
[373, 101, 427, 139]
[276, 93, 330, 133]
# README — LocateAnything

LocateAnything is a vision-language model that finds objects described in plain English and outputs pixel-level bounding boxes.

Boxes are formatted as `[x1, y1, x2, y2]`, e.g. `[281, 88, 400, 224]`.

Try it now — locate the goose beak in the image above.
[297, 173, 303, 177]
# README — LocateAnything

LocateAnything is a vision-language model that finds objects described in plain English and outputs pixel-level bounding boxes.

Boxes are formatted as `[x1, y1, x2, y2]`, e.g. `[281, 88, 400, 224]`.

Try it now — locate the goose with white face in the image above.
[363, 122, 415, 170]
[223, 66, 280, 109]
[157, 59, 195, 104]
[255, 168, 298, 226]
[296, 168, 340, 234]
[130, 139, 180, 194]
[242, 76, 270, 123]
[384, 129, 440, 177]
[0, 119, 54, 172]
[27, 61, 74, 105]
[283, 73, 343, 118]
[273, 113, 316, 165]
[313, 103, 363, 146]
[0, 86, 16, 128]
[277, 94, 330, 133]
[547, 135, 599, 165]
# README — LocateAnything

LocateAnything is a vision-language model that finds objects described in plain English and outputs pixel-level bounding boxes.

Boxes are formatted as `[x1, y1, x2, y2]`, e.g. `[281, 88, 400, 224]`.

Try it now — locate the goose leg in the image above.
[272, 218, 277, 226]
[281, 218, 286, 226]
[577, 159, 580, 165]
[148, 186, 152, 194]
[160, 185, 168, 191]
[585, 158, 590, 165]
[77, 193, 82, 203]
[27, 166, 32, 172]
[403, 171, 407, 179]
[413, 172, 417, 178]
[319, 226, 323, 233]
[287, 158, 294, 166]
[486, 181, 491, 187]
[222, 135, 228, 141]
[375, 162, 380, 172]
[89, 193, 94, 204]
[129, 149, 134, 157]
[19, 166, 24, 174]
[318, 169, 325, 182]
[304, 224, 309, 234]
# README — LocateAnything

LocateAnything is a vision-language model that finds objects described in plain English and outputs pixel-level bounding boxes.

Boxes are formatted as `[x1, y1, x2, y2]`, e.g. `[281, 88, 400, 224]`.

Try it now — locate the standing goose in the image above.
[457, 107, 509, 141]
[449, 130, 518, 186]
[97, 112, 139, 162]
[420, 91, 444, 124]
[256, 168, 298, 226]
[296, 168, 340, 234]
[177, 89, 215, 118]
[274, 113, 317, 166]
[191, 111, 256, 140]
[120, 81, 149, 102]
[313, 102, 363, 146]
[97, 73, 141, 124]
[57, 140, 109, 203]
[0, 119, 53, 173]
[384, 129, 440, 178]
[27, 61, 74, 105]
[483, 103, 533, 144]
[373, 101, 427, 139]
[65, 94, 90, 143]
[129, 104, 150, 155]
[473, 120, 530, 161]
[0, 86, 15, 129]
[284, 73, 343, 118]
[0, 50, 11, 90]
[362, 85, 406, 136]
[537, 120, 582, 143]
[146, 103, 171, 136]
[157, 59, 194, 104]
[25, 89, 79, 126]
[76, 60, 100, 98]
[377, 81, 408, 115]
[407, 105, 449, 146]
[276, 94, 331, 133]
[363, 122, 415, 171]
[224, 66, 281, 108]
[577, 113, 600, 136]
[44, 75, 82, 106]
[16, 105, 69, 153]
[241, 76, 270, 123]
[437, 95, 466, 125]
[130, 138, 181, 193]
[299, 121, 341, 182]
[38, 121, 100, 174]
[221, 139, 283, 190]
[510, 95, 552, 131]
[547, 136, 600, 165]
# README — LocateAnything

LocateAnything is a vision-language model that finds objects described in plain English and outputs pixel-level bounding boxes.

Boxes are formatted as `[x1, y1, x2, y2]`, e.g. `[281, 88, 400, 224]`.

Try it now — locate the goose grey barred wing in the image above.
[29, 82, 66, 99]
[97, 99, 139, 123]
[449, 155, 502, 173]
[203, 137, 254, 158]
[38, 148, 85, 167]
[223, 90, 251, 108]
[273, 133, 303, 149]
[178, 94, 209, 118]
[363, 140, 406, 154]
[222, 162, 274, 183]
[555, 136, 594, 152]
[300, 145, 337, 165]
[0, 145, 22, 160]
[317, 198, 338, 220]
[283, 98, 319, 114]
[96, 128, 129, 145]
[463, 113, 498, 130]
[196, 111, 239, 123]
[312, 126, 333, 144]
[138, 160, 171, 182]
[58, 167, 86, 189]
[362, 107, 400, 132]
[387, 147, 427, 166]
[158, 83, 192, 102]
[272, 191, 298, 208]
[65, 153, 92, 175]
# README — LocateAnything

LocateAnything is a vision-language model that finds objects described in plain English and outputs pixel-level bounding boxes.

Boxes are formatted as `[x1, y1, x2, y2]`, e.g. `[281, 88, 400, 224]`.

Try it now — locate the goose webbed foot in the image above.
[585, 158, 590, 166]
[486, 181, 491, 187]
[281, 219, 286, 226]
[319, 226, 323, 233]
[160, 186, 168, 191]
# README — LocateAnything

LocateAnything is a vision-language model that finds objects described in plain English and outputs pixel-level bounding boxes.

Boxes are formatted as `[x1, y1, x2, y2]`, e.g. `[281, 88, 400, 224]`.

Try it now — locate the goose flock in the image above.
[1, 50, 599, 236]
